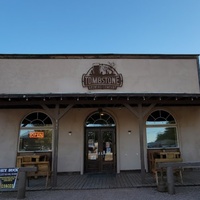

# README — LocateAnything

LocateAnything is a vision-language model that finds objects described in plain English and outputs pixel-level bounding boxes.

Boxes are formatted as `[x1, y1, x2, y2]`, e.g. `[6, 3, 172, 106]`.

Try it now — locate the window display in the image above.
[19, 112, 53, 152]
[146, 110, 178, 149]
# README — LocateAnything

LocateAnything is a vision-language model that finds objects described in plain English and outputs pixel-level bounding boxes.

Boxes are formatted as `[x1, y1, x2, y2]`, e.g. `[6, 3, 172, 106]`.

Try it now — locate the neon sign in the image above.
[29, 132, 44, 138]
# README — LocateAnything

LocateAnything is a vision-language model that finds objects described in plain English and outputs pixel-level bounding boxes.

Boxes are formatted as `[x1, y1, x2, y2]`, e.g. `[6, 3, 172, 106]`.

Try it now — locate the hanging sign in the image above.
[82, 63, 123, 90]
[0, 168, 18, 189]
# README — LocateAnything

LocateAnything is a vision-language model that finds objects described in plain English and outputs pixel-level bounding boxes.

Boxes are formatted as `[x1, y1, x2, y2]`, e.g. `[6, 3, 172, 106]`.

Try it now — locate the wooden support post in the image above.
[52, 118, 59, 187]
[138, 104, 145, 183]
[41, 103, 74, 187]
[124, 103, 155, 184]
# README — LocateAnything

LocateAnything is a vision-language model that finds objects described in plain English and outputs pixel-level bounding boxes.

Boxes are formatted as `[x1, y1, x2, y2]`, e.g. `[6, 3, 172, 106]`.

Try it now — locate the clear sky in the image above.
[0, 0, 200, 54]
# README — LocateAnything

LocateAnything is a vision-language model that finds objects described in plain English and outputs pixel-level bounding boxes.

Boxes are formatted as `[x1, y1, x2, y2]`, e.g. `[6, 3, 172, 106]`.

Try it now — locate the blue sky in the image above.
[0, 0, 200, 54]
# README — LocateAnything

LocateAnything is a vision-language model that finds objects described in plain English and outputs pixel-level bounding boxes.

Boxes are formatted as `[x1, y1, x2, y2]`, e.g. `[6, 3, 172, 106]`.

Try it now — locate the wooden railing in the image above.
[158, 161, 200, 194]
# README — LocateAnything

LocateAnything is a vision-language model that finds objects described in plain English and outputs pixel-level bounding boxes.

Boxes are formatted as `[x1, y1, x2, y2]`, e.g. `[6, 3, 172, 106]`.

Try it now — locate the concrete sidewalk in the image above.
[1, 186, 200, 200]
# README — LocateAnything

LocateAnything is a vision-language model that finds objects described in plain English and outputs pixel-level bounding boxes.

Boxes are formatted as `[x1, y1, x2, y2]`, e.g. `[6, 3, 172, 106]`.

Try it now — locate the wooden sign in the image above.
[82, 63, 123, 90]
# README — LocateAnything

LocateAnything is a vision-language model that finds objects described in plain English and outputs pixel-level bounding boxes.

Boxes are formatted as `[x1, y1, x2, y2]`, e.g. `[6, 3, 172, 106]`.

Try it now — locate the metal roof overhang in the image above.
[0, 53, 199, 59]
[1, 93, 200, 109]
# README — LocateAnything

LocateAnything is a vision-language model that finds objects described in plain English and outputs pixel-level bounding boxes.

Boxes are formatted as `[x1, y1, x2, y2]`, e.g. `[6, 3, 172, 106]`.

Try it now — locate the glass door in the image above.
[85, 128, 116, 173]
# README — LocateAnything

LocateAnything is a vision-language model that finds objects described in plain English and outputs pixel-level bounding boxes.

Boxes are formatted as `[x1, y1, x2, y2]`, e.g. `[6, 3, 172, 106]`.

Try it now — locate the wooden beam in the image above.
[123, 103, 139, 117]
[142, 103, 156, 117]
[124, 103, 156, 184]
[57, 104, 74, 120]
[41, 104, 55, 118]
[41, 103, 74, 187]
[52, 119, 59, 187]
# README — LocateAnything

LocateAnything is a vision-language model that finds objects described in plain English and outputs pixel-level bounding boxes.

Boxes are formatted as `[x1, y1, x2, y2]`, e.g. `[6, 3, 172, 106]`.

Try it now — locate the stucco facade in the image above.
[0, 58, 199, 94]
[0, 54, 199, 185]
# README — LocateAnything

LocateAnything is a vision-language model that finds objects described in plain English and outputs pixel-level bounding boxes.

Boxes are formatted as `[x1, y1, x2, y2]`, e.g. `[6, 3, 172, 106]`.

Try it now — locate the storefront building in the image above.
[0, 54, 200, 186]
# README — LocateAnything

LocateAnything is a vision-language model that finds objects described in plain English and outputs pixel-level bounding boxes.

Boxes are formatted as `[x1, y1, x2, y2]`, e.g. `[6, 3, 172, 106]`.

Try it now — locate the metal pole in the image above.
[17, 171, 27, 199]
[167, 166, 175, 194]
[17, 167, 37, 199]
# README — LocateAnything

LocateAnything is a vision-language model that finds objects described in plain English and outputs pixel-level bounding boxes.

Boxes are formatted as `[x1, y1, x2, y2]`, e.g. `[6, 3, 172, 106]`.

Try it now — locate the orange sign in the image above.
[29, 132, 44, 138]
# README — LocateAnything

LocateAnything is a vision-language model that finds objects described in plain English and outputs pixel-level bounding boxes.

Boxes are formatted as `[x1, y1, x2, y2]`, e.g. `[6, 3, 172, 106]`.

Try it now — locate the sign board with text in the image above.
[0, 168, 18, 189]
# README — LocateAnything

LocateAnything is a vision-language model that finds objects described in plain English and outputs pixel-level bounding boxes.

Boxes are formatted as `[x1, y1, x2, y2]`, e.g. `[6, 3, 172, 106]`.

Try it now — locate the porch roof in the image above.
[1, 92, 200, 109]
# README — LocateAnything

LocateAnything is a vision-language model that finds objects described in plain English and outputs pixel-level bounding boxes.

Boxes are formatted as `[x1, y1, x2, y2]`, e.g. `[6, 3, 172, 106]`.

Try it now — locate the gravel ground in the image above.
[1, 186, 200, 200]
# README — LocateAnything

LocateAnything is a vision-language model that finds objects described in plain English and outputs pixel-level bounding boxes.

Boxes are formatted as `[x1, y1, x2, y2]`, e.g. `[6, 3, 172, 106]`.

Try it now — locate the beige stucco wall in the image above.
[58, 108, 141, 173]
[0, 58, 199, 94]
[0, 107, 141, 172]
[0, 106, 200, 172]
[116, 108, 140, 170]
[173, 107, 200, 161]
[0, 109, 29, 167]
[144, 106, 200, 164]
[58, 108, 86, 173]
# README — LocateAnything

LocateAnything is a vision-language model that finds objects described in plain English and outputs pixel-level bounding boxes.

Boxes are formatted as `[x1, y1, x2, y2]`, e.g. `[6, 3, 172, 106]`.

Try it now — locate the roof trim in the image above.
[0, 53, 199, 59]
[1, 92, 200, 99]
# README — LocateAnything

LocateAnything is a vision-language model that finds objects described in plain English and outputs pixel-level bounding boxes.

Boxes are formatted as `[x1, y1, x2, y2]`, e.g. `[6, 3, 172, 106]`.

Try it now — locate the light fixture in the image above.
[68, 131, 72, 136]
[98, 108, 104, 116]
[128, 130, 132, 135]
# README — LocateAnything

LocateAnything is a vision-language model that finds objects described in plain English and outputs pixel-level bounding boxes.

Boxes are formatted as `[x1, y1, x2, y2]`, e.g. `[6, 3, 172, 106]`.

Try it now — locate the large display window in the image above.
[146, 110, 178, 149]
[18, 112, 53, 152]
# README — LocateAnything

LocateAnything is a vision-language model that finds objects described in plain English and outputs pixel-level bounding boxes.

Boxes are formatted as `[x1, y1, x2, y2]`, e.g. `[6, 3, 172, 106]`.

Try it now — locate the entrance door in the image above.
[85, 128, 116, 173]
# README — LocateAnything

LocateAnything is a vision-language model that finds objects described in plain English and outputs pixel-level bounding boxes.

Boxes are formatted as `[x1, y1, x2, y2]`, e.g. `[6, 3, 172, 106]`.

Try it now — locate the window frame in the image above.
[85, 111, 116, 127]
[146, 110, 179, 149]
[18, 111, 54, 153]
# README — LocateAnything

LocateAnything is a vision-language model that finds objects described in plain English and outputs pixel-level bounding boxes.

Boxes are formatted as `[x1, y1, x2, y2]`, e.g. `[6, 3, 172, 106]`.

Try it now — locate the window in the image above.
[146, 110, 178, 149]
[85, 110, 115, 127]
[19, 112, 53, 152]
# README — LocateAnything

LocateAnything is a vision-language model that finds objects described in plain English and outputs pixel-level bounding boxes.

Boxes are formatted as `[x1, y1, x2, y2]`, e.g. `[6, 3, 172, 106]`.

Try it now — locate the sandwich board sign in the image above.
[0, 168, 18, 189]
